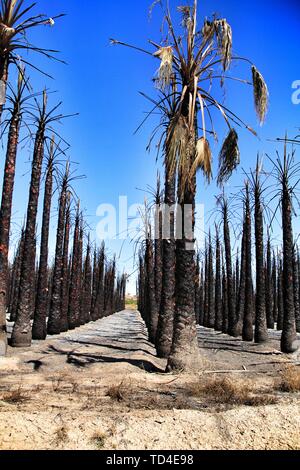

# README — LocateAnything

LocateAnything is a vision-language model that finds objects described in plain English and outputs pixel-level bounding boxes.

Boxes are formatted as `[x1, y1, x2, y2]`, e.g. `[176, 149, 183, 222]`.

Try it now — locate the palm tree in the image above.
[32, 139, 55, 340]
[47, 164, 69, 336]
[60, 193, 71, 332]
[214, 226, 222, 331]
[11, 93, 70, 347]
[0, 74, 27, 354]
[251, 158, 268, 343]
[243, 182, 254, 342]
[115, 0, 268, 370]
[272, 145, 299, 353]
[0, 0, 63, 120]
[11, 92, 48, 347]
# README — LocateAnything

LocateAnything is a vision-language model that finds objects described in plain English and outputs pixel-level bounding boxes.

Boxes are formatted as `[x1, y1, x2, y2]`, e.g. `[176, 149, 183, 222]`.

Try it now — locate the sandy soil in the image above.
[0, 310, 299, 450]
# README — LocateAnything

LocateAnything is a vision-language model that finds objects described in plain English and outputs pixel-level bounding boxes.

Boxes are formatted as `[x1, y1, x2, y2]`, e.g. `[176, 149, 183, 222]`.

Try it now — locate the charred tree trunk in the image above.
[243, 183, 254, 342]
[32, 153, 53, 340]
[11, 118, 45, 348]
[254, 169, 268, 343]
[80, 238, 92, 324]
[60, 197, 71, 332]
[281, 167, 297, 353]
[47, 172, 69, 335]
[156, 170, 176, 358]
[222, 198, 235, 336]
[265, 236, 274, 329]
[0, 90, 22, 354]
[214, 227, 222, 332]
[68, 207, 81, 329]
[234, 218, 246, 337]
[145, 237, 158, 344]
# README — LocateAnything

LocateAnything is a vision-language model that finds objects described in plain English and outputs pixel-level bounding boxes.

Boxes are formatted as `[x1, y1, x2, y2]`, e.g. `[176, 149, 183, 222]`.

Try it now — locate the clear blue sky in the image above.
[2, 0, 300, 294]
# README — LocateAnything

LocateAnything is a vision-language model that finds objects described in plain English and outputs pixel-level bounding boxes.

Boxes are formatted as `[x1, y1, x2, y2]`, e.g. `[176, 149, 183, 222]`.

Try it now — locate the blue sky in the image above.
[2, 0, 300, 293]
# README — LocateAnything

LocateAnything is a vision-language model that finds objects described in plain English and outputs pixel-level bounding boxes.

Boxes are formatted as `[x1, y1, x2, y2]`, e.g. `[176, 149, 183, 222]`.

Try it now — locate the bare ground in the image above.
[0, 310, 299, 450]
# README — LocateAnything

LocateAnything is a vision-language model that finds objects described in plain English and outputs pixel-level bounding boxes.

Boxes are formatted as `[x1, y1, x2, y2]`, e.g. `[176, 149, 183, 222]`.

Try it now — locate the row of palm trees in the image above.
[115, 0, 270, 370]
[138, 146, 300, 361]
[0, 0, 126, 356]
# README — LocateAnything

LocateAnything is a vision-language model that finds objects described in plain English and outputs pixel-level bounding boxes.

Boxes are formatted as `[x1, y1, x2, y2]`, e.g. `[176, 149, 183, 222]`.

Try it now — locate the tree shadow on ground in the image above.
[62, 338, 157, 357]
[46, 345, 165, 373]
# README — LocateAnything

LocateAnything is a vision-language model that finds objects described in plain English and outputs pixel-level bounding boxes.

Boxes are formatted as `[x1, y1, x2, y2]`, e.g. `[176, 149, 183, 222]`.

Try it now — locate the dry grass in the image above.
[106, 381, 127, 402]
[188, 376, 277, 407]
[90, 431, 107, 449]
[2, 385, 28, 404]
[277, 366, 300, 393]
[53, 425, 69, 446]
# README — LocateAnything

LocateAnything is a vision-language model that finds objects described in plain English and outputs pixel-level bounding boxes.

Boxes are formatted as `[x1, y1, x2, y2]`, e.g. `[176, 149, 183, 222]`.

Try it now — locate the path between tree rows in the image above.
[0, 310, 299, 450]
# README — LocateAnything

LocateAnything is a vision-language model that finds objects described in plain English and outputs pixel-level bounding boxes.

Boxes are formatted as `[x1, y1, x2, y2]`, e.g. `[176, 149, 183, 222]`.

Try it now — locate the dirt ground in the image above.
[0, 310, 299, 450]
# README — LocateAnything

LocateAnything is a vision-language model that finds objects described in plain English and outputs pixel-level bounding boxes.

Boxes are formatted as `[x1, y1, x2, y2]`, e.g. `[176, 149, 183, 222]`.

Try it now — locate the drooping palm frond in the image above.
[252, 65, 269, 125]
[0, 0, 64, 64]
[190, 137, 212, 183]
[153, 46, 174, 90]
[217, 128, 240, 186]
[214, 19, 232, 71]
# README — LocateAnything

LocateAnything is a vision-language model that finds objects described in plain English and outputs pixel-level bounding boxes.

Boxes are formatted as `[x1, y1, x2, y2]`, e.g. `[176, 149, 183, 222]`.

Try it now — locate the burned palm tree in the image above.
[80, 235, 92, 324]
[47, 163, 70, 336]
[60, 193, 71, 332]
[11, 92, 49, 347]
[0, 0, 64, 120]
[214, 226, 222, 331]
[217, 194, 236, 337]
[12, 94, 74, 347]
[265, 233, 274, 329]
[0, 73, 29, 354]
[250, 157, 268, 343]
[67, 203, 81, 330]
[271, 144, 299, 353]
[234, 213, 247, 337]
[114, 0, 268, 370]
[243, 182, 254, 342]
[32, 138, 55, 340]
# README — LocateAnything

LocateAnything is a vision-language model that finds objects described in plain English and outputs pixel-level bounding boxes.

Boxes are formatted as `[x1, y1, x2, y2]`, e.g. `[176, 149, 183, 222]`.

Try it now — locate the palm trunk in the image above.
[145, 238, 158, 343]
[281, 175, 297, 353]
[277, 258, 284, 331]
[32, 156, 53, 340]
[272, 253, 278, 326]
[223, 199, 235, 336]
[80, 239, 92, 324]
[167, 174, 200, 371]
[156, 170, 176, 358]
[68, 208, 81, 329]
[47, 176, 68, 335]
[60, 197, 71, 332]
[233, 218, 246, 337]
[265, 236, 274, 329]
[254, 176, 268, 343]
[208, 233, 215, 328]
[11, 123, 45, 348]
[0, 98, 22, 354]
[243, 183, 254, 342]
[214, 228, 222, 331]
[222, 254, 229, 334]
[0, 57, 9, 122]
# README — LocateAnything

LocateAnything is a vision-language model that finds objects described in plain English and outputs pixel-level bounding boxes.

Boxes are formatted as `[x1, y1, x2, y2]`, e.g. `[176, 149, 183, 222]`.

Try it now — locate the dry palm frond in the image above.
[214, 19, 232, 71]
[154, 46, 173, 90]
[202, 19, 215, 40]
[190, 137, 212, 183]
[252, 65, 269, 125]
[178, 6, 192, 30]
[165, 115, 188, 179]
[217, 128, 240, 186]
